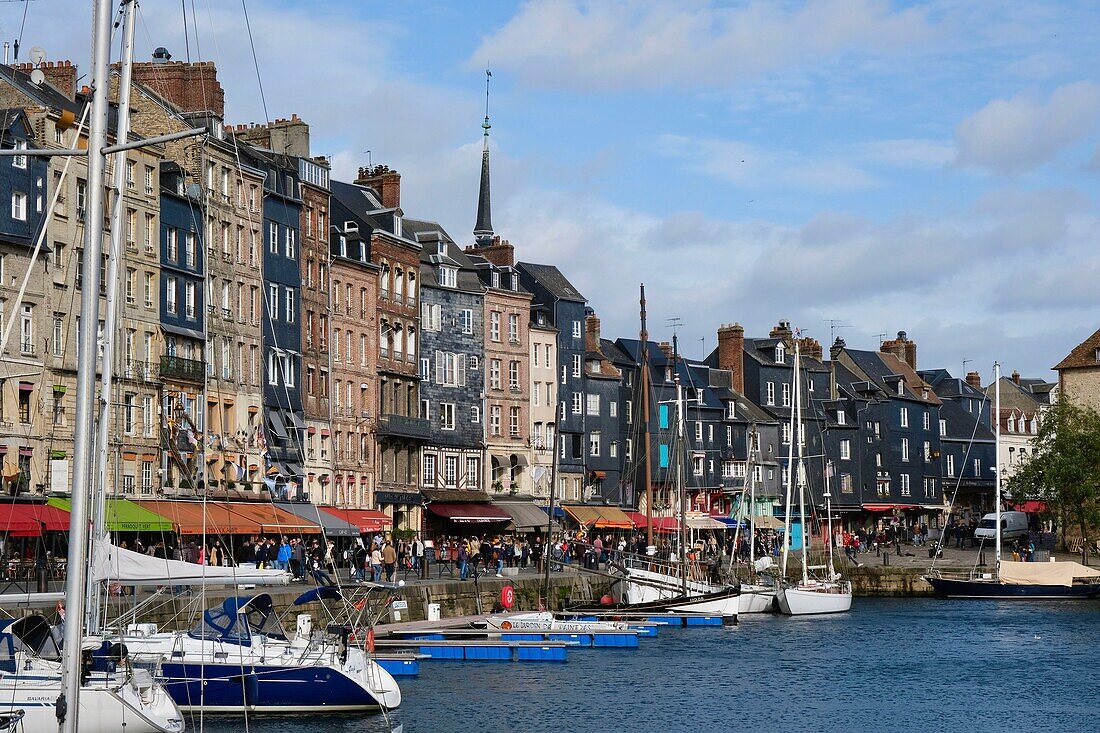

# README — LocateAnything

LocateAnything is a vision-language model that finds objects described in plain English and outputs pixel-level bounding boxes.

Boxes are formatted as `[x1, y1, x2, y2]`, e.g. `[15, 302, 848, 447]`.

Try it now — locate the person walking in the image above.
[309, 540, 334, 586]
[458, 540, 470, 581]
[353, 541, 367, 582]
[411, 534, 423, 575]
[276, 537, 292, 572]
[370, 543, 383, 583]
[382, 541, 398, 582]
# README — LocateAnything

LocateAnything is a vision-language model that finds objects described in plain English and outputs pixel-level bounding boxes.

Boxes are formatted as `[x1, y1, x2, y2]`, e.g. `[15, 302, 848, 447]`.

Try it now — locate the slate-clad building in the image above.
[580, 312, 624, 504]
[408, 222, 486, 493]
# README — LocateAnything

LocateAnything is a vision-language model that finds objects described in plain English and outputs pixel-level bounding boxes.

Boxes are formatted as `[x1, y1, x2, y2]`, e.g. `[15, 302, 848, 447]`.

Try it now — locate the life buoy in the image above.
[366, 627, 376, 653]
[500, 620, 512, 630]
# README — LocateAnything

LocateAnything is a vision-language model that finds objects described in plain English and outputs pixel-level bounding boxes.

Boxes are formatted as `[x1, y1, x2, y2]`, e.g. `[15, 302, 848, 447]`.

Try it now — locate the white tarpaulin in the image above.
[999, 560, 1100, 588]
[91, 537, 290, 587]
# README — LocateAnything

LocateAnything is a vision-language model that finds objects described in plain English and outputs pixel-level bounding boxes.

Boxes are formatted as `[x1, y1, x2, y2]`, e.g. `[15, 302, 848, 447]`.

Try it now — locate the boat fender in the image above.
[55, 692, 66, 724]
[366, 627, 375, 654]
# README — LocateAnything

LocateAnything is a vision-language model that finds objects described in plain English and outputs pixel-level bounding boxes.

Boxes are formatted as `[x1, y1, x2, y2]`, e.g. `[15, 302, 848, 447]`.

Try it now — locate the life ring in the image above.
[500, 620, 512, 630]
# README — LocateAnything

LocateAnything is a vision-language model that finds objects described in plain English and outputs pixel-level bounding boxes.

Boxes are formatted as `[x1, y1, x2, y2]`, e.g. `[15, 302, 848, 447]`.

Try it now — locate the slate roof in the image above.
[841, 348, 939, 405]
[742, 337, 828, 371]
[1054, 326, 1100, 371]
[516, 262, 585, 302]
[985, 377, 1044, 414]
[918, 369, 984, 400]
[0, 63, 81, 114]
[939, 399, 995, 442]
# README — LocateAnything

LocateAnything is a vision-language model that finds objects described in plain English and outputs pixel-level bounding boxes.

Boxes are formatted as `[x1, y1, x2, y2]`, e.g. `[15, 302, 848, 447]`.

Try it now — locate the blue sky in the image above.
[10, 0, 1100, 379]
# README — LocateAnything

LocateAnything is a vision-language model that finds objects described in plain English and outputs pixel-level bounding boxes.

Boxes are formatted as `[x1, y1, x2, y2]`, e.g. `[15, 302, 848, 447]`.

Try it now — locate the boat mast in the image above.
[542, 398, 560, 609]
[994, 361, 1001, 577]
[748, 424, 757, 568]
[673, 336, 688, 595]
[639, 284, 653, 548]
[89, 0, 137, 634]
[794, 340, 809, 586]
[824, 459, 835, 579]
[60, 0, 116, 727]
[781, 350, 797, 578]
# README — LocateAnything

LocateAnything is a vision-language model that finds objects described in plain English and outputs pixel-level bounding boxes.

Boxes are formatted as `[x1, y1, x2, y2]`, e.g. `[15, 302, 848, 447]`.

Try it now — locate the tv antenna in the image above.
[826, 319, 850, 342]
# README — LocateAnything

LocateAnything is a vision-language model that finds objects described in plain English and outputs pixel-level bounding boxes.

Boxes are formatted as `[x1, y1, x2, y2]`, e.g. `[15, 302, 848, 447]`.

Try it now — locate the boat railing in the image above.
[924, 567, 997, 582]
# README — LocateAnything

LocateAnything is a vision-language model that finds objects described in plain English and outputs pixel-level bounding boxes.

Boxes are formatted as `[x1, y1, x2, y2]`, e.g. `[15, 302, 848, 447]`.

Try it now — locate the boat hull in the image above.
[925, 576, 1100, 599]
[485, 612, 629, 632]
[737, 583, 777, 614]
[776, 582, 853, 615]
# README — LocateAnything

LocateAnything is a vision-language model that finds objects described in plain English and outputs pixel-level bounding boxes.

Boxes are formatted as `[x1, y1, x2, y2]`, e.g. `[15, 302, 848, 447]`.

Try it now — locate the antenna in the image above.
[483, 67, 492, 141]
[364, 150, 372, 168]
[962, 358, 973, 375]
[875, 333, 888, 345]
[666, 317, 682, 336]
[826, 318, 850, 342]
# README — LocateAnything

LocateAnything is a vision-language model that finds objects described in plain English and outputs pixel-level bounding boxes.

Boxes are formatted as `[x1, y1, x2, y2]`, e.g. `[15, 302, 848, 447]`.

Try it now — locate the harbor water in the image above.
[198, 599, 1098, 733]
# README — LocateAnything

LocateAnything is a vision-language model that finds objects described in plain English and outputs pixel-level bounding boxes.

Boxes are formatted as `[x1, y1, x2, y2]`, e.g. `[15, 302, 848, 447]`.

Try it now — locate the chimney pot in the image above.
[717, 322, 745, 393]
[1011, 370, 1021, 385]
[965, 371, 982, 390]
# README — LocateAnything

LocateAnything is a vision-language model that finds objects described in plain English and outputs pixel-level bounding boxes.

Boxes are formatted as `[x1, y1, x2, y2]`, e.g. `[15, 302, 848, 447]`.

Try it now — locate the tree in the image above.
[1006, 397, 1100, 560]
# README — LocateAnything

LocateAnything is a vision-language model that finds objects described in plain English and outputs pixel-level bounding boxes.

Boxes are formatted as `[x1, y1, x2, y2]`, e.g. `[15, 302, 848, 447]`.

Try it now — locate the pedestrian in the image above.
[411, 534, 423, 574]
[370, 543, 383, 583]
[309, 540, 334, 586]
[291, 538, 305, 581]
[382, 541, 397, 582]
[353, 541, 367, 582]
[276, 537, 292, 572]
[458, 540, 470, 581]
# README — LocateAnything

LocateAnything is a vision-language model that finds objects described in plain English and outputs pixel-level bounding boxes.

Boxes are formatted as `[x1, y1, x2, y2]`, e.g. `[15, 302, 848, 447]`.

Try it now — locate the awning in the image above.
[561, 505, 633, 530]
[0, 502, 70, 536]
[426, 502, 512, 524]
[1013, 500, 1047, 514]
[319, 507, 393, 534]
[495, 501, 558, 532]
[161, 322, 205, 340]
[285, 412, 306, 431]
[650, 517, 680, 533]
[277, 503, 359, 537]
[589, 470, 607, 480]
[221, 502, 319, 534]
[48, 498, 172, 533]
[135, 500, 258, 535]
[267, 412, 288, 440]
[286, 463, 305, 478]
[862, 504, 920, 512]
[627, 511, 647, 529]
[714, 516, 746, 529]
[686, 515, 728, 530]
[511, 453, 529, 467]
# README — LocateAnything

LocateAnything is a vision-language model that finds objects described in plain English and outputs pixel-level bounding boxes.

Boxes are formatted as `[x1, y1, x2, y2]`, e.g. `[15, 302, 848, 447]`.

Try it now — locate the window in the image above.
[658, 404, 669, 429]
[572, 320, 581, 339]
[11, 192, 26, 221]
[421, 303, 442, 332]
[781, 383, 790, 407]
[782, 423, 791, 444]
[841, 473, 853, 493]
[775, 342, 785, 363]
[947, 454, 956, 477]
[973, 458, 981, 477]
[12, 140, 26, 168]
[923, 440, 931, 462]
[840, 439, 851, 460]
[420, 357, 430, 380]
[766, 382, 775, 406]
[589, 433, 600, 456]
[285, 227, 296, 258]
[609, 401, 617, 418]
[460, 308, 473, 334]
[166, 276, 177, 313]
[695, 421, 703, 442]
[509, 361, 519, 390]
[836, 410, 846, 425]
[443, 456, 458, 487]
[900, 473, 910, 496]
[269, 222, 278, 253]
[586, 393, 600, 416]
[900, 407, 908, 427]
[922, 411, 930, 431]
[572, 354, 581, 378]
[692, 454, 704, 476]
[939, 419, 947, 437]
[490, 405, 501, 436]
[489, 359, 501, 389]
[268, 284, 278, 320]
[438, 266, 457, 288]
[532, 383, 541, 407]
[509, 406, 520, 437]
[125, 267, 136, 304]
[184, 281, 196, 318]
[466, 457, 480, 489]
[440, 403, 455, 430]
[285, 288, 295, 324]
[508, 313, 519, 343]
[52, 317, 63, 356]
[572, 392, 582, 414]
[471, 406, 480, 423]
[422, 454, 437, 486]
[490, 311, 501, 341]
[901, 438, 909, 462]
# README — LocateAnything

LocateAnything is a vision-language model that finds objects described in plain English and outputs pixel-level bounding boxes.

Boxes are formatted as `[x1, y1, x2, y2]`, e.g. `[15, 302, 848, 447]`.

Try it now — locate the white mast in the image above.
[994, 361, 1001, 577]
[674, 368, 688, 595]
[781, 353, 797, 578]
[60, 0, 116, 727]
[824, 460, 836, 579]
[793, 341, 809, 586]
[89, 0, 137, 634]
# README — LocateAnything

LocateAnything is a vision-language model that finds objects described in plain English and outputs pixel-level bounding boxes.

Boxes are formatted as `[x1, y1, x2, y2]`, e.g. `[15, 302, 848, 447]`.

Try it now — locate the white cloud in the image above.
[471, 0, 934, 90]
[657, 134, 877, 191]
[954, 81, 1100, 174]
[857, 138, 954, 169]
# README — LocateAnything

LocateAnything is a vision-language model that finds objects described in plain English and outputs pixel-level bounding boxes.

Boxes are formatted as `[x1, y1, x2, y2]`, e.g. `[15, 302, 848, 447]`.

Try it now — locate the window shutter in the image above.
[458, 354, 467, 387]
[435, 351, 444, 384]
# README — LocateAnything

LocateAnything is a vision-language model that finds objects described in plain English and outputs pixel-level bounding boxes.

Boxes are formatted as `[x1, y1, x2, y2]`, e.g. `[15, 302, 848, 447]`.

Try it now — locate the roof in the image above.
[839, 348, 939, 404]
[1054, 326, 1100, 371]
[985, 377, 1044, 414]
[742, 337, 828, 371]
[516, 262, 585, 302]
[938, 399, 995, 442]
[0, 63, 81, 114]
[918, 369, 984, 399]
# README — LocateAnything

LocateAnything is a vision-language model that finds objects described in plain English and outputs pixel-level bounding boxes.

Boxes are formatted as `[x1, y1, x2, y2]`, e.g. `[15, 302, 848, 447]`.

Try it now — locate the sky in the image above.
[6, 0, 1100, 380]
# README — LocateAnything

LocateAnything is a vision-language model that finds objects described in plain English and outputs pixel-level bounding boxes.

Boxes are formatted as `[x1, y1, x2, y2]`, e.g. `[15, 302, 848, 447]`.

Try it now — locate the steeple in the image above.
[473, 67, 494, 247]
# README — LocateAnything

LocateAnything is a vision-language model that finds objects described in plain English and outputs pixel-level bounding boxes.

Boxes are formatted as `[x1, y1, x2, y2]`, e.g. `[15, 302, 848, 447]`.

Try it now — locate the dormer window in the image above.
[775, 343, 785, 363]
[511, 274, 518, 291]
[437, 241, 446, 256]
[439, 266, 457, 288]
[1007, 414, 1015, 433]
[491, 271, 500, 289]
[338, 236, 347, 258]
[1095, 347, 1100, 363]
[836, 410, 846, 425]
[897, 381, 904, 396]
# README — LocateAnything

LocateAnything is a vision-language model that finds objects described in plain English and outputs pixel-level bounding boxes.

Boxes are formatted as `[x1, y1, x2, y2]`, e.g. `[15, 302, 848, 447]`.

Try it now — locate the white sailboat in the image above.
[729, 424, 778, 614]
[775, 337, 852, 616]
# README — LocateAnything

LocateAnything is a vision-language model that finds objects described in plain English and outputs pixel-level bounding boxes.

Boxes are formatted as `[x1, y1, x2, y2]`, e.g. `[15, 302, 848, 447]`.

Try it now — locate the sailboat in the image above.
[775, 337, 852, 615]
[924, 363, 1100, 599]
[728, 425, 778, 614]
[611, 333, 740, 619]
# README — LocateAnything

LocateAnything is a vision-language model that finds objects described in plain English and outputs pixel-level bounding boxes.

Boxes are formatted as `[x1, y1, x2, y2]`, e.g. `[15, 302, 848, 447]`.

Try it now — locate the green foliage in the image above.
[1006, 397, 1100, 555]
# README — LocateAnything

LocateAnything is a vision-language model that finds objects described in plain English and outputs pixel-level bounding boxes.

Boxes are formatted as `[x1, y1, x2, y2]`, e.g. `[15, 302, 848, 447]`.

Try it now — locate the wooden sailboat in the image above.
[924, 363, 1100, 599]
[775, 336, 852, 615]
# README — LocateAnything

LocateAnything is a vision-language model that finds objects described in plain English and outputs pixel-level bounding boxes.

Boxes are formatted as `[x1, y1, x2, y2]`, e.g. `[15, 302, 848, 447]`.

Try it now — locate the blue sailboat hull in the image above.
[926, 576, 1100, 599]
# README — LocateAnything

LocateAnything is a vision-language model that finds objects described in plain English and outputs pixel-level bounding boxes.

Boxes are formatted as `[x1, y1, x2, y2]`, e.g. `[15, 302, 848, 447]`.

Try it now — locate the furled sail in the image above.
[90, 537, 290, 587]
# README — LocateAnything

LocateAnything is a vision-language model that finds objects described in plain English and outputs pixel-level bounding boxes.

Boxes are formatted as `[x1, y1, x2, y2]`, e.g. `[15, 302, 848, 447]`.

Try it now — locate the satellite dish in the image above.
[28, 47, 46, 65]
[29, 69, 45, 86]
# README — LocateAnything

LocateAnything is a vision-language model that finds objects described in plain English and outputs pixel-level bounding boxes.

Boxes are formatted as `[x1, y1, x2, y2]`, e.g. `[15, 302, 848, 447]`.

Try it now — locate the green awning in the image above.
[48, 497, 174, 533]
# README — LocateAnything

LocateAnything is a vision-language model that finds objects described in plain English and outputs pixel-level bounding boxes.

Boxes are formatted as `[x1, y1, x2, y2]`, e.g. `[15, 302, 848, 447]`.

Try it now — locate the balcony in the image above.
[376, 413, 430, 440]
[160, 354, 205, 383]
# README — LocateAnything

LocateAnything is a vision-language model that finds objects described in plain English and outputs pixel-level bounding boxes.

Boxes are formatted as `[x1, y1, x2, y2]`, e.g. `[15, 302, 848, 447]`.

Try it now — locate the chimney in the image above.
[17, 60, 77, 100]
[233, 114, 311, 158]
[769, 320, 793, 344]
[798, 336, 823, 362]
[880, 330, 917, 370]
[716, 323, 745, 393]
[130, 59, 225, 117]
[585, 313, 601, 354]
[466, 235, 514, 267]
[829, 337, 846, 361]
[1011, 370, 1021, 385]
[657, 341, 674, 361]
[965, 371, 982, 390]
[355, 164, 401, 209]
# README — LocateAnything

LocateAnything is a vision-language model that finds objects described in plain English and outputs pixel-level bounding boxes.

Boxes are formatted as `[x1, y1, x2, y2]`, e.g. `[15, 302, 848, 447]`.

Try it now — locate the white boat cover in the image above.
[91, 537, 290, 587]
[999, 560, 1100, 588]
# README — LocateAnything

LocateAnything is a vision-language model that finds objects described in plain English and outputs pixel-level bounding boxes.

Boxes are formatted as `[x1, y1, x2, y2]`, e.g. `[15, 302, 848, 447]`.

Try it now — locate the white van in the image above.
[974, 511, 1030, 543]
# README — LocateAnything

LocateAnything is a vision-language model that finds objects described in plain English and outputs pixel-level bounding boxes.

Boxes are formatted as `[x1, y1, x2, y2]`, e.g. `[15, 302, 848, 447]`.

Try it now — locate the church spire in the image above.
[473, 67, 494, 246]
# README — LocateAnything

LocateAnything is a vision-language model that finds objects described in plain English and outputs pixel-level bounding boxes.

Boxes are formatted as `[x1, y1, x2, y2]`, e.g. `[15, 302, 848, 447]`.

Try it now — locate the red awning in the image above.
[651, 517, 680, 533]
[1013, 500, 1047, 514]
[862, 504, 920, 512]
[0, 502, 71, 536]
[426, 502, 512, 524]
[319, 507, 393, 534]
[627, 511, 647, 529]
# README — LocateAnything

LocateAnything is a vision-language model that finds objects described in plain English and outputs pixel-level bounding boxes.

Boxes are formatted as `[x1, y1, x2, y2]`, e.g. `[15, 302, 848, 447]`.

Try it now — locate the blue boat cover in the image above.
[293, 586, 342, 606]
